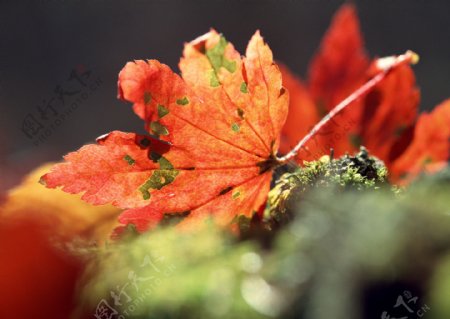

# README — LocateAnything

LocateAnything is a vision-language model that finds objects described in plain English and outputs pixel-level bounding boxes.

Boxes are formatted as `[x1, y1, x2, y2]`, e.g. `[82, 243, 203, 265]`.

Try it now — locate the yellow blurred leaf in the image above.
[0, 163, 120, 243]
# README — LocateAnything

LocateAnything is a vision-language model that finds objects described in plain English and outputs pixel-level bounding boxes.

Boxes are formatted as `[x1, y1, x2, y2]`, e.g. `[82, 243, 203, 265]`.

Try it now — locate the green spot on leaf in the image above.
[158, 157, 174, 170]
[157, 105, 169, 118]
[205, 35, 237, 88]
[139, 152, 179, 198]
[139, 180, 153, 200]
[231, 123, 240, 133]
[144, 92, 152, 105]
[147, 170, 179, 190]
[210, 70, 220, 87]
[232, 191, 240, 199]
[123, 154, 135, 166]
[223, 59, 236, 73]
[240, 82, 248, 93]
[150, 151, 175, 170]
[139, 169, 179, 197]
[150, 121, 169, 136]
[176, 97, 189, 105]
[206, 36, 237, 74]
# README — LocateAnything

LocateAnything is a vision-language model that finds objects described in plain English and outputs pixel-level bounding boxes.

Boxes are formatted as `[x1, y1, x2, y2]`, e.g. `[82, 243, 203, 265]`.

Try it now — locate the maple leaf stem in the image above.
[277, 50, 419, 164]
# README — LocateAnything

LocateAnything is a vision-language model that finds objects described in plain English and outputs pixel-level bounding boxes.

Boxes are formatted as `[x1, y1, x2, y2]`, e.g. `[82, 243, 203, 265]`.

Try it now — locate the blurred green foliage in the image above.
[76, 154, 450, 319]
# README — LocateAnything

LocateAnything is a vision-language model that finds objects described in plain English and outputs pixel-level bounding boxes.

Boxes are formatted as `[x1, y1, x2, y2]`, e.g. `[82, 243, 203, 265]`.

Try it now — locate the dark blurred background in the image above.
[1, 0, 450, 191]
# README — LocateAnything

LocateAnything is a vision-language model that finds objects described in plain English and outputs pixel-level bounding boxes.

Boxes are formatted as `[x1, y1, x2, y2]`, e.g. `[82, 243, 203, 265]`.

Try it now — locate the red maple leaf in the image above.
[280, 4, 450, 184]
[41, 13, 428, 235]
[42, 30, 288, 233]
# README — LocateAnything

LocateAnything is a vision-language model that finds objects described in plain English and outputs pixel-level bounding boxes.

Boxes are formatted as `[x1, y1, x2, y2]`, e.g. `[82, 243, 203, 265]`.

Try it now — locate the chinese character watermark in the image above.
[381, 290, 430, 319]
[94, 252, 176, 319]
[21, 64, 102, 146]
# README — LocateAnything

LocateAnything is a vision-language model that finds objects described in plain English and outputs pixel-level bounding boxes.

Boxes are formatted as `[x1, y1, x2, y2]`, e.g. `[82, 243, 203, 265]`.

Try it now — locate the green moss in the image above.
[78, 167, 450, 319]
[267, 147, 390, 226]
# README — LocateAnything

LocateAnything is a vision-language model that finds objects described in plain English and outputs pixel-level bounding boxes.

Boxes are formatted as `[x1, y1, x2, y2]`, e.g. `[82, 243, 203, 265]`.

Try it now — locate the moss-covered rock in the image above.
[74, 160, 450, 319]
[267, 147, 389, 228]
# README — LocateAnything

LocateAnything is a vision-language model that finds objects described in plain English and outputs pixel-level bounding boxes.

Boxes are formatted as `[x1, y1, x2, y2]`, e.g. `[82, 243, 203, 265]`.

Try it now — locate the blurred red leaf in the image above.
[280, 4, 449, 183]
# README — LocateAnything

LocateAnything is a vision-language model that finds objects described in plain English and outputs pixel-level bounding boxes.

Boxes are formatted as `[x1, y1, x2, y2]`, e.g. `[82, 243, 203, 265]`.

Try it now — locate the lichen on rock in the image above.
[267, 147, 390, 228]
